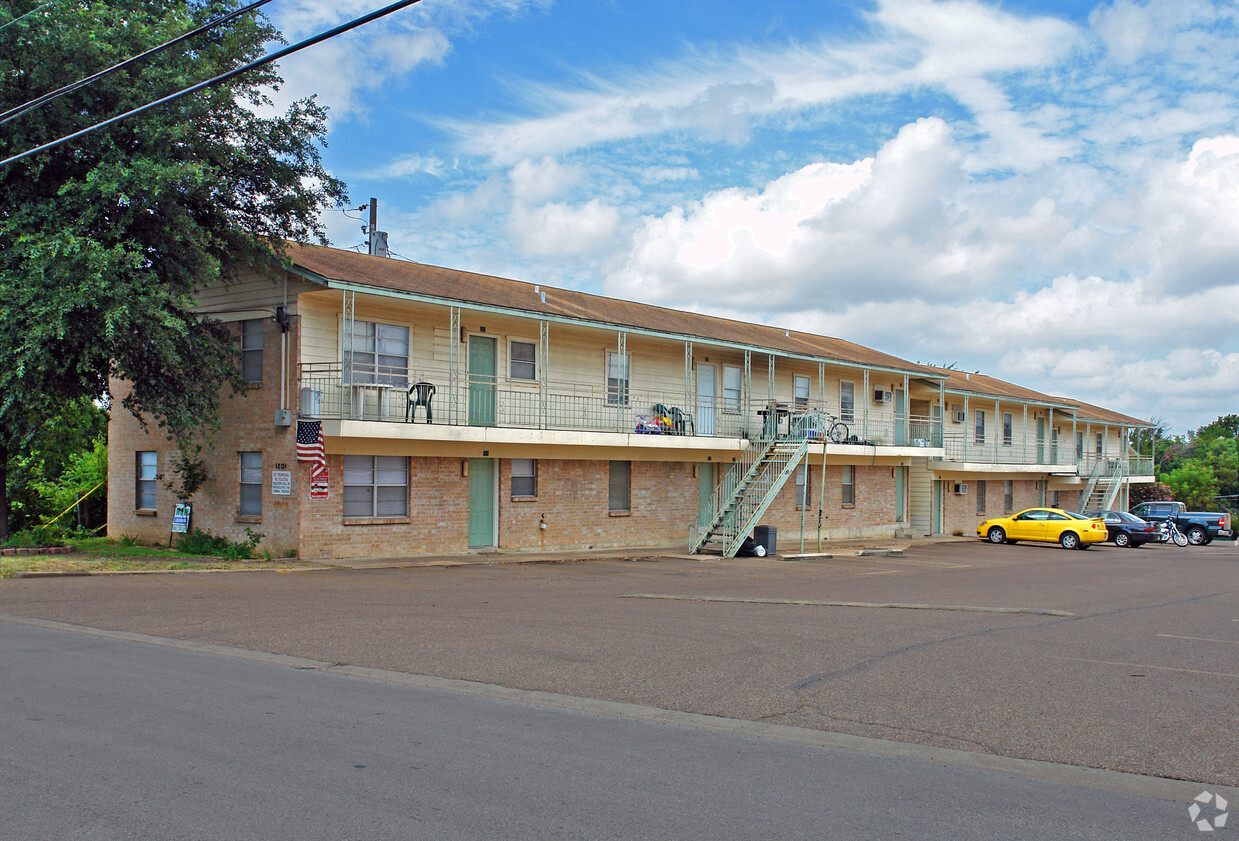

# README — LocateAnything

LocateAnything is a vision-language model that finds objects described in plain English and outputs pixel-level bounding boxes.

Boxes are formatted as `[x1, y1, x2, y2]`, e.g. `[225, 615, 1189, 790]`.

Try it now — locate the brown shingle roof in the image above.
[922, 366, 1075, 406]
[1053, 398, 1152, 428]
[284, 243, 935, 375]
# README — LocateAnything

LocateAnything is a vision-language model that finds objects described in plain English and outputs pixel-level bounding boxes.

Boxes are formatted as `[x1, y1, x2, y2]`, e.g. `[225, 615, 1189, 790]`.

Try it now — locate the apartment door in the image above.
[696, 363, 716, 436]
[895, 466, 907, 523]
[467, 458, 496, 547]
[697, 462, 716, 526]
[932, 480, 944, 535]
[468, 335, 497, 427]
[1036, 418, 1046, 462]
[894, 389, 907, 445]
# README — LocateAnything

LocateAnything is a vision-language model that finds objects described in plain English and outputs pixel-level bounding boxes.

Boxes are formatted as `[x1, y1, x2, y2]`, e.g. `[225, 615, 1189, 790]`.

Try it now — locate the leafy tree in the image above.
[1130, 480, 1173, 508]
[1163, 462, 1218, 511]
[32, 432, 108, 532]
[1194, 414, 1239, 442]
[0, 0, 347, 537]
[6, 398, 107, 532]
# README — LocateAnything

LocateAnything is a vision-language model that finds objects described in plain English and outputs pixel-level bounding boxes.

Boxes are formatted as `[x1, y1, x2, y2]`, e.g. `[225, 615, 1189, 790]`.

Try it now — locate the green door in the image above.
[468, 335, 497, 427]
[697, 462, 716, 527]
[932, 480, 943, 535]
[1036, 418, 1046, 463]
[894, 389, 907, 445]
[895, 466, 906, 523]
[467, 458, 496, 547]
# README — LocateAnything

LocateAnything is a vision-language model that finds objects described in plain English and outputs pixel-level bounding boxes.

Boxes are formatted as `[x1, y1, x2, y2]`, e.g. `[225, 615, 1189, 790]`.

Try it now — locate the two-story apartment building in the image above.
[107, 244, 1153, 559]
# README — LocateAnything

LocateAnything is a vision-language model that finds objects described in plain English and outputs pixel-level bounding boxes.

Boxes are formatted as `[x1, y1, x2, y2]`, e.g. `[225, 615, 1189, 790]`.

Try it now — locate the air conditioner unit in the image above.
[953, 410, 966, 423]
[953, 482, 968, 495]
[874, 389, 893, 404]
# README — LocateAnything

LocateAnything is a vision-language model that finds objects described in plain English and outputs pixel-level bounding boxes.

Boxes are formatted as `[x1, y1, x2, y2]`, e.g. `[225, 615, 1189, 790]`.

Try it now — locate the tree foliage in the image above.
[0, 0, 348, 536]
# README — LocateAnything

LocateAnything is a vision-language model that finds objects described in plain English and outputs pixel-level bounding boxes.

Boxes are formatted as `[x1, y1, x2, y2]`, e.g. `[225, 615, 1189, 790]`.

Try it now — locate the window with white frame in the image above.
[975, 410, 986, 445]
[342, 455, 408, 519]
[793, 375, 810, 411]
[609, 461, 631, 512]
[840, 382, 855, 423]
[1004, 479, 1013, 513]
[722, 365, 742, 412]
[1003, 413, 1013, 446]
[1095, 432, 1103, 456]
[511, 458, 536, 497]
[241, 319, 263, 383]
[606, 351, 629, 406]
[136, 451, 157, 510]
[1075, 431, 1084, 459]
[345, 320, 409, 385]
[976, 479, 987, 514]
[841, 465, 855, 505]
[239, 452, 262, 516]
[509, 340, 536, 381]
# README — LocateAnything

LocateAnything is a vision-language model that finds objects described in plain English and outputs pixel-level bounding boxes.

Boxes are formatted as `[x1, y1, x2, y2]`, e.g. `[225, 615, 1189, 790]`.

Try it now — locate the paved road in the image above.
[2, 540, 1236, 789]
[1, 619, 1217, 841]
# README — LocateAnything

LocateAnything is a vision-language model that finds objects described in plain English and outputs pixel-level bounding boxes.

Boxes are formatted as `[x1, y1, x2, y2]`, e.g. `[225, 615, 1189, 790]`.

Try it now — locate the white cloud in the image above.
[507, 199, 620, 256]
[451, 0, 1078, 164]
[508, 157, 583, 204]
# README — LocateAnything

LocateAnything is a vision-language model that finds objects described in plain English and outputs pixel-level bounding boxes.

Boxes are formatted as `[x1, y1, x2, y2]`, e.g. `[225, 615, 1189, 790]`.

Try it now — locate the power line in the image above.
[0, 0, 426, 168]
[0, 0, 276, 127]
[0, 1, 55, 33]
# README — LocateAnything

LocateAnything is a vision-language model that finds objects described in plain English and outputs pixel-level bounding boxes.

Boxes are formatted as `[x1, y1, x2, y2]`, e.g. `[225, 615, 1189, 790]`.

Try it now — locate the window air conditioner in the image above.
[953, 482, 968, 495]
[953, 410, 966, 423]
[874, 389, 893, 404]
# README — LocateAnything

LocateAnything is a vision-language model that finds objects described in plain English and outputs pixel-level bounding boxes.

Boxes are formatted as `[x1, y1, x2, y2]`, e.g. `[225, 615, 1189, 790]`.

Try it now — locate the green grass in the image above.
[0, 536, 308, 579]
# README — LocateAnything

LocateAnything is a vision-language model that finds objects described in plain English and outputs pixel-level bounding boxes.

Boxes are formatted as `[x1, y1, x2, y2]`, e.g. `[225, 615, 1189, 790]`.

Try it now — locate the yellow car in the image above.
[977, 507, 1109, 550]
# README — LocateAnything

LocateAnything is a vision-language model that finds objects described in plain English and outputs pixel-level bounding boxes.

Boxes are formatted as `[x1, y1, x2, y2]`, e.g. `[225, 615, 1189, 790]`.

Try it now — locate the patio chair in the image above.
[668, 406, 694, 436]
[406, 381, 435, 423]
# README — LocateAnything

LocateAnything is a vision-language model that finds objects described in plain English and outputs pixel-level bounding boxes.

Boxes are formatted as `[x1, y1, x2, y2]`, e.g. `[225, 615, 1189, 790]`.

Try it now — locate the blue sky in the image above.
[263, 0, 1239, 436]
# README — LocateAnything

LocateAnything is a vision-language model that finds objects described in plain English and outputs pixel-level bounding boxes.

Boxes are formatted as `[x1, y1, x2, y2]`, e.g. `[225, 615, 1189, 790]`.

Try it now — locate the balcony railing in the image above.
[297, 363, 942, 447]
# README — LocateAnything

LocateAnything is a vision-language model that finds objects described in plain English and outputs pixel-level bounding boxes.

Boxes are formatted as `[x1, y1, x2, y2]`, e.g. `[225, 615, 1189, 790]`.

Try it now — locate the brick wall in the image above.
[107, 317, 302, 556]
[751, 463, 897, 543]
[941, 478, 1077, 536]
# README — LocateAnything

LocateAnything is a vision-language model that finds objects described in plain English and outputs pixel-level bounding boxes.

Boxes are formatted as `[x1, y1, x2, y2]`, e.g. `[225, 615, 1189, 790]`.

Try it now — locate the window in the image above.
[1075, 432, 1084, 459]
[345, 320, 409, 384]
[241, 319, 263, 383]
[794, 463, 811, 506]
[793, 376, 810, 411]
[509, 340, 536, 380]
[608, 461, 631, 512]
[511, 459, 536, 497]
[722, 365, 742, 412]
[1003, 479, 1013, 513]
[239, 452, 262, 516]
[840, 382, 855, 423]
[975, 410, 986, 445]
[841, 465, 855, 505]
[342, 455, 408, 519]
[136, 451, 157, 510]
[1095, 432, 1103, 456]
[606, 352, 629, 406]
[1002, 413, 1013, 446]
[976, 479, 987, 514]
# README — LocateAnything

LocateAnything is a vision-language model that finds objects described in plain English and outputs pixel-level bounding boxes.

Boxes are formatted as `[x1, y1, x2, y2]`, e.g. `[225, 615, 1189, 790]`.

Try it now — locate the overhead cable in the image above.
[0, 0, 425, 168]
[0, 0, 277, 127]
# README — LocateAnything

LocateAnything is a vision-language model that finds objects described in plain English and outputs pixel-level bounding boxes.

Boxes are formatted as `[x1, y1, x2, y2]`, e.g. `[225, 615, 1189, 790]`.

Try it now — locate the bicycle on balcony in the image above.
[790, 408, 849, 444]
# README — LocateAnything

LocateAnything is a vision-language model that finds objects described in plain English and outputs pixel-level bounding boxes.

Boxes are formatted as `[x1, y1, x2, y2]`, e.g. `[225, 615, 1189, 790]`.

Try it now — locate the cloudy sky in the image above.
[263, 0, 1239, 436]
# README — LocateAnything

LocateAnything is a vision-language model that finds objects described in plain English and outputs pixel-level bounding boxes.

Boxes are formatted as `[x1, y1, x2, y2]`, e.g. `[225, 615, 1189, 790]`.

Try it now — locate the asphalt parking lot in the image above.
[2, 538, 1236, 786]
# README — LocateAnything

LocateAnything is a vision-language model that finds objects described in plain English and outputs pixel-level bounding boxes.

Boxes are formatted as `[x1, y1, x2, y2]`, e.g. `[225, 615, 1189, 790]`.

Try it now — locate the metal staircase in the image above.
[1080, 458, 1128, 513]
[691, 435, 810, 557]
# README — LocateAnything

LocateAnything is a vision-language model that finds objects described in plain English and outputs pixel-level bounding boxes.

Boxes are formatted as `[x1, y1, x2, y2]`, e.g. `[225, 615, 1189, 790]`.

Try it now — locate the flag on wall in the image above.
[296, 420, 327, 479]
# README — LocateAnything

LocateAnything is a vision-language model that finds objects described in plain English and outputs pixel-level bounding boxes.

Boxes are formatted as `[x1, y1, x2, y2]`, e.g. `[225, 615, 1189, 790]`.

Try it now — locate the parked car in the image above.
[1084, 510, 1160, 548]
[1129, 501, 1234, 545]
[977, 508, 1109, 550]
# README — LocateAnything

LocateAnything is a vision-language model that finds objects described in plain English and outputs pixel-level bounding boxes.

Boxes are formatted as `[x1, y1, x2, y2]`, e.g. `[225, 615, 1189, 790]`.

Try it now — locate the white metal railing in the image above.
[298, 364, 944, 446]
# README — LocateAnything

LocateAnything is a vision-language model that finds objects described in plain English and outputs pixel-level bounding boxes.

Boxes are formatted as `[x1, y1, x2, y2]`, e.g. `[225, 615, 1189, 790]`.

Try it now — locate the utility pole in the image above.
[366, 197, 388, 257]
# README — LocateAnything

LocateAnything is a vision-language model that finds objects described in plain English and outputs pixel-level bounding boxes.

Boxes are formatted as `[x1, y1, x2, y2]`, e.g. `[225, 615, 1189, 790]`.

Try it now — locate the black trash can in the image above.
[752, 525, 777, 556]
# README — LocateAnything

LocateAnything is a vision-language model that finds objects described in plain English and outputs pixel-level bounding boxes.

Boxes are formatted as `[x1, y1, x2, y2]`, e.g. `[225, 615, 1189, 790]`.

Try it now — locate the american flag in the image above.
[296, 421, 327, 478]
